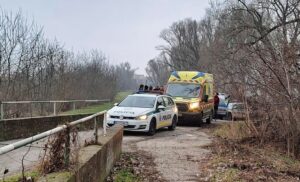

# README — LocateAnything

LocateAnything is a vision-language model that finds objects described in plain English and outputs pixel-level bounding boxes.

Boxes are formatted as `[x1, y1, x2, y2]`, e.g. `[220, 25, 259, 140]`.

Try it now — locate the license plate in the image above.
[115, 121, 128, 126]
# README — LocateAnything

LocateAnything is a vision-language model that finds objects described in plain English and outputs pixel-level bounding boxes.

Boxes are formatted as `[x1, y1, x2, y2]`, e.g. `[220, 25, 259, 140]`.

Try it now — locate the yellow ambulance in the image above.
[165, 71, 214, 125]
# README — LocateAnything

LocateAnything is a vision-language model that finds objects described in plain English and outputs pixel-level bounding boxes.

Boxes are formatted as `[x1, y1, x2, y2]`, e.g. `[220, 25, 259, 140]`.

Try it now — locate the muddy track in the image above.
[122, 126, 212, 182]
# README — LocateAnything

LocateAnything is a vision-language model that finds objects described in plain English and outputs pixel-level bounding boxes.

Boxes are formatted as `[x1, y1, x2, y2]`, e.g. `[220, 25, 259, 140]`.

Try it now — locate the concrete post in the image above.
[103, 112, 107, 136]
[64, 127, 71, 167]
[53, 102, 57, 116]
[94, 117, 98, 143]
[1, 102, 3, 120]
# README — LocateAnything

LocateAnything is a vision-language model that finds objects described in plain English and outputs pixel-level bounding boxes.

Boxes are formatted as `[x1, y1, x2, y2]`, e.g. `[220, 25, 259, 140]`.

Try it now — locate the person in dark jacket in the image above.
[214, 93, 220, 119]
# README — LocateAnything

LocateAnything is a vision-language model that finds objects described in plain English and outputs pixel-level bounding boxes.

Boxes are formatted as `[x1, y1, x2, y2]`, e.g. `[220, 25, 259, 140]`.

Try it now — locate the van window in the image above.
[203, 84, 207, 97]
[207, 84, 211, 97]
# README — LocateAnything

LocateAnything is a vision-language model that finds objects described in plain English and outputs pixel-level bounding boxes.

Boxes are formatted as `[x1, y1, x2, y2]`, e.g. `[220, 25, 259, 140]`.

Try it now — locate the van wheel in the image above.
[147, 119, 156, 136]
[168, 116, 177, 131]
[197, 113, 203, 127]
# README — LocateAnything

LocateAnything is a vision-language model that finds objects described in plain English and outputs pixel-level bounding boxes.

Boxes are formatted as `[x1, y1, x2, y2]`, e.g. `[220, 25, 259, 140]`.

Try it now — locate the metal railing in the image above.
[0, 99, 110, 120]
[0, 110, 107, 166]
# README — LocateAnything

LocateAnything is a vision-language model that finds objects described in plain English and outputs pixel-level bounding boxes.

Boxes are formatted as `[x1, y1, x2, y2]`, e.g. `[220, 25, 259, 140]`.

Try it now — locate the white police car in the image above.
[107, 93, 178, 135]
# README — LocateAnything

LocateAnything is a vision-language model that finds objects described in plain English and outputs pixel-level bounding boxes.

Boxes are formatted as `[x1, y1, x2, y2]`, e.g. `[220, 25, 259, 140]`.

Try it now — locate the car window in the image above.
[167, 97, 175, 106]
[163, 97, 171, 107]
[233, 104, 244, 110]
[236, 104, 244, 110]
[156, 97, 165, 107]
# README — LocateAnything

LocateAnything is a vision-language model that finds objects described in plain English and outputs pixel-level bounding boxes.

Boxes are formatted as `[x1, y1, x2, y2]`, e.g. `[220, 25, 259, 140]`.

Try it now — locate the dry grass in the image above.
[200, 122, 300, 182]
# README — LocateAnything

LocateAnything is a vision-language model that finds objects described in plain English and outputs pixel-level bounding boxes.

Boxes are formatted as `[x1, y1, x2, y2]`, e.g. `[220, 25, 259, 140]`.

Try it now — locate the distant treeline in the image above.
[0, 10, 136, 116]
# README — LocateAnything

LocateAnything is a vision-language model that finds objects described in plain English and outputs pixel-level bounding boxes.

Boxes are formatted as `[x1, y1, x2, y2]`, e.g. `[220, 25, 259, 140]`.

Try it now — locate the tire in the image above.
[227, 113, 233, 121]
[197, 113, 203, 127]
[147, 119, 156, 136]
[168, 116, 177, 131]
[206, 110, 213, 124]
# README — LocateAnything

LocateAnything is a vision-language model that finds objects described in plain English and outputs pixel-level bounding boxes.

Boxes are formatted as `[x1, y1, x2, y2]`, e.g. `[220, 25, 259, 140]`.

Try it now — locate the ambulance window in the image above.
[203, 85, 207, 96]
[207, 84, 211, 97]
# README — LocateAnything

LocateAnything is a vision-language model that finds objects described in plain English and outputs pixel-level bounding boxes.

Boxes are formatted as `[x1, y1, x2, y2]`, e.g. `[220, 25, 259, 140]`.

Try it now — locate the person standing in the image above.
[214, 93, 220, 119]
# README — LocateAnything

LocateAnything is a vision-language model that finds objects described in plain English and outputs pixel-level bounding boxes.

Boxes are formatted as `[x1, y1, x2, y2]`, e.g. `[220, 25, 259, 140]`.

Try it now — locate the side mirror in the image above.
[157, 105, 166, 111]
[114, 103, 119, 106]
[203, 95, 209, 102]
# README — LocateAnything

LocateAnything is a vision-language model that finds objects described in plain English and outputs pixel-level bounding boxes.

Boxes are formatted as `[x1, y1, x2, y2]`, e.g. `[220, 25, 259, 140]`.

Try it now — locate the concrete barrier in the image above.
[0, 114, 104, 141]
[37, 125, 123, 182]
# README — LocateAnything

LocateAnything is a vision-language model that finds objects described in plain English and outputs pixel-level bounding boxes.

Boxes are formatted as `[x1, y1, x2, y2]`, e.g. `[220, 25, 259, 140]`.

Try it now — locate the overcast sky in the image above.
[1, 0, 210, 74]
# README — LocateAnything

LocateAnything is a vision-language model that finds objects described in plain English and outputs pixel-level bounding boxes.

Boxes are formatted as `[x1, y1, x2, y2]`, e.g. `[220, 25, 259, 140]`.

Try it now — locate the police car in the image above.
[107, 93, 178, 135]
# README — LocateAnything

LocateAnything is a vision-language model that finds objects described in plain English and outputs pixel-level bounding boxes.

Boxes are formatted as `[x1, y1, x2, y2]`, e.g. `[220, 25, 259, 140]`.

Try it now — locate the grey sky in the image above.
[1, 0, 210, 74]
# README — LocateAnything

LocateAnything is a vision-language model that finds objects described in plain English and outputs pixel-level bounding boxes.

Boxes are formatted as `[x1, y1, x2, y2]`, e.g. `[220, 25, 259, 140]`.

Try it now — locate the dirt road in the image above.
[122, 126, 212, 182]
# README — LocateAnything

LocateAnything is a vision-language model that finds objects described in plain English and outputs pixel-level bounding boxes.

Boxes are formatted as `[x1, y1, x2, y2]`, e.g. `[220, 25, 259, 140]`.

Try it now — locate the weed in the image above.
[0, 171, 39, 182]
[114, 170, 140, 182]
[213, 122, 252, 140]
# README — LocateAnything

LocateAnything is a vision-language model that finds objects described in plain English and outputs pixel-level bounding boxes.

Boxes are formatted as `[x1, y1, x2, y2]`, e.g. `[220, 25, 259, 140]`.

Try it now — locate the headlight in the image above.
[173, 107, 178, 113]
[136, 115, 147, 120]
[189, 102, 199, 110]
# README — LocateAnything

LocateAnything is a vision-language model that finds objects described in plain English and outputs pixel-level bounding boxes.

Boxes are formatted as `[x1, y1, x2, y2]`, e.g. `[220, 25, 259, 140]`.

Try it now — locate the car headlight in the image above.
[189, 102, 199, 110]
[173, 107, 178, 113]
[136, 115, 147, 120]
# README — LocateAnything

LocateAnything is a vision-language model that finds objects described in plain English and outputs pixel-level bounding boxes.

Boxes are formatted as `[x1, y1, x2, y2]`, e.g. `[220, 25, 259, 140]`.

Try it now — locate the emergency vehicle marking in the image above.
[113, 110, 135, 115]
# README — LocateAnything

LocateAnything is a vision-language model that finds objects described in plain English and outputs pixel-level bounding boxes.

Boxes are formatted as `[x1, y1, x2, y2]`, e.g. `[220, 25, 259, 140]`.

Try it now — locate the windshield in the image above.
[166, 83, 201, 98]
[118, 96, 156, 108]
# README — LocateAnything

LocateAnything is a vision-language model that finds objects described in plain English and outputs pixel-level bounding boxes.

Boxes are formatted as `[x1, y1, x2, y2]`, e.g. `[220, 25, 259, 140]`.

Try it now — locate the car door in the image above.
[236, 104, 245, 119]
[202, 84, 210, 118]
[156, 97, 167, 129]
[163, 96, 173, 126]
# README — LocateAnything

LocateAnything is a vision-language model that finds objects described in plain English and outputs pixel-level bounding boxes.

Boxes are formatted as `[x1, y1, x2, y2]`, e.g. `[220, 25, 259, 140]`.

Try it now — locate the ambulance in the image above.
[165, 71, 214, 125]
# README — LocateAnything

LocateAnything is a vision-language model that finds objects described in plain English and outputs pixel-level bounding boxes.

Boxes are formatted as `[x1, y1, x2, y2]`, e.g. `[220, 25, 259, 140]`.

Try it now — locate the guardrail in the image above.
[0, 99, 110, 120]
[0, 110, 107, 166]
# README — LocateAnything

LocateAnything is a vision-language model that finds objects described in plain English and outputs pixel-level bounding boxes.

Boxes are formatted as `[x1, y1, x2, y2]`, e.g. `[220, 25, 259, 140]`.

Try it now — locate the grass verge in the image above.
[114, 169, 139, 182]
[0, 171, 39, 182]
[107, 152, 165, 182]
[62, 91, 131, 115]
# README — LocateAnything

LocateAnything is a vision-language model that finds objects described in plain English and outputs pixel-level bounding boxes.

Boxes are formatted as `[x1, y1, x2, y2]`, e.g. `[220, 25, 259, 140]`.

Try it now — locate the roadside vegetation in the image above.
[0, 171, 39, 182]
[200, 122, 300, 182]
[63, 91, 131, 115]
[107, 152, 165, 182]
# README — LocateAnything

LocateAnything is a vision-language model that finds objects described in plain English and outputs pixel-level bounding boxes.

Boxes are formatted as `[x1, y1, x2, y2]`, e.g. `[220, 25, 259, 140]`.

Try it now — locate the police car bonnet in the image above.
[110, 107, 153, 117]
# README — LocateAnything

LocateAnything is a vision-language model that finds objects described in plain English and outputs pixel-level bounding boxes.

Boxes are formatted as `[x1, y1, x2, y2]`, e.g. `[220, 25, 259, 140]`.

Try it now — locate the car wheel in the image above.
[147, 119, 156, 136]
[227, 113, 233, 121]
[168, 116, 177, 131]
